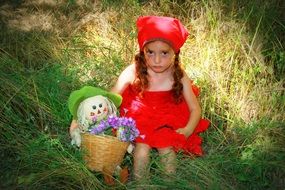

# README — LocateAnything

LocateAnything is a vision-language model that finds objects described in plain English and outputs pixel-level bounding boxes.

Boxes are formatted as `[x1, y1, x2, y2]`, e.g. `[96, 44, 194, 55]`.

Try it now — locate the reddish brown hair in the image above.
[133, 51, 184, 103]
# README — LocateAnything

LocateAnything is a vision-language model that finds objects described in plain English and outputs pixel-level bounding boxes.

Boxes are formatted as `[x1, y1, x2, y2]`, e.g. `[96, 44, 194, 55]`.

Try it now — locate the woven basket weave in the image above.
[81, 133, 130, 174]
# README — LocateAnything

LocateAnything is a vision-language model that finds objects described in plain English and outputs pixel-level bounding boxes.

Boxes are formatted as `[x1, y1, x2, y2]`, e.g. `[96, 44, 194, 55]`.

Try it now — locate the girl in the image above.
[111, 16, 210, 179]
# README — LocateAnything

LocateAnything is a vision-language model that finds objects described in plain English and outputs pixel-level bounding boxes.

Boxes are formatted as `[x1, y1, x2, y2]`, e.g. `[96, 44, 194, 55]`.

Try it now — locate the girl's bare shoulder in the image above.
[181, 70, 191, 84]
[121, 63, 136, 81]
[111, 63, 136, 94]
[124, 63, 136, 74]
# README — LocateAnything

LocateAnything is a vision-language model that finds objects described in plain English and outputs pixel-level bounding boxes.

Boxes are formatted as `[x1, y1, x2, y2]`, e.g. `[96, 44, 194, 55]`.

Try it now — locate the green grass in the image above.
[1, 0, 284, 189]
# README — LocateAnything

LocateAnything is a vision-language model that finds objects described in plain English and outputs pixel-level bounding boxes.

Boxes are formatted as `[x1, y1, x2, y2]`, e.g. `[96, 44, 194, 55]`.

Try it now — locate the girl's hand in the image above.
[176, 127, 194, 138]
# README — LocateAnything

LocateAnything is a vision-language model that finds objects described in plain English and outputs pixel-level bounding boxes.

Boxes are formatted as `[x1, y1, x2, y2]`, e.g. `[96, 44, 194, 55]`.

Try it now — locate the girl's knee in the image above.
[157, 146, 175, 155]
[134, 143, 151, 159]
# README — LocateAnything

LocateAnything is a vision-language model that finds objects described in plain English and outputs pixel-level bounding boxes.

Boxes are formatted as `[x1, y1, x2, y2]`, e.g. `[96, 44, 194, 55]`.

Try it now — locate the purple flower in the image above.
[116, 117, 140, 142]
[89, 115, 140, 142]
[90, 120, 110, 135]
[107, 115, 120, 129]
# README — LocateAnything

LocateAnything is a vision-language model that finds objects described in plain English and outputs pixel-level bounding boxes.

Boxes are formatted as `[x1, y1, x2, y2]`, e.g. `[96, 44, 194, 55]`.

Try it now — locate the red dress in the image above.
[120, 84, 210, 156]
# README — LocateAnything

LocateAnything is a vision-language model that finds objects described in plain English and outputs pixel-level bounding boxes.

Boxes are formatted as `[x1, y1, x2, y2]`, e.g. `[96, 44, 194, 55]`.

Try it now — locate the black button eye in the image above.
[99, 103, 102, 108]
[92, 105, 96, 109]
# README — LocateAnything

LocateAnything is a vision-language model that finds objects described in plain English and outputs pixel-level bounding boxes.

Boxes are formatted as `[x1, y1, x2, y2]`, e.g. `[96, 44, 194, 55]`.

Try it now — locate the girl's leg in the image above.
[133, 143, 151, 180]
[157, 147, 176, 174]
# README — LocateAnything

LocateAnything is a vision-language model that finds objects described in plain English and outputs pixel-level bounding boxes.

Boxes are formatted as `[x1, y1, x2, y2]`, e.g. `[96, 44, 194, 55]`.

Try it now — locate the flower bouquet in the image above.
[89, 115, 139, 142]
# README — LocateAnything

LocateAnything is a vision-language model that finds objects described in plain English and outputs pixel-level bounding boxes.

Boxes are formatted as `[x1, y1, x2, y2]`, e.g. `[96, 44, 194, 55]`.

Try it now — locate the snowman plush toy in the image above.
[68, 86, 122, 147]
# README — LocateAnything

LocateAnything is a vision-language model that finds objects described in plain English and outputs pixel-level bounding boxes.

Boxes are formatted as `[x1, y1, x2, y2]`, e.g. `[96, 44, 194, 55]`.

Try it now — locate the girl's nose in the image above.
[154, 54, 160, 64]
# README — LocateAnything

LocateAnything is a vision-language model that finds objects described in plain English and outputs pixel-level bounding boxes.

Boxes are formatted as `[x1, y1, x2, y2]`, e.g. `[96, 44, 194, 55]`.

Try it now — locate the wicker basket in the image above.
[81, 133, 130, 174]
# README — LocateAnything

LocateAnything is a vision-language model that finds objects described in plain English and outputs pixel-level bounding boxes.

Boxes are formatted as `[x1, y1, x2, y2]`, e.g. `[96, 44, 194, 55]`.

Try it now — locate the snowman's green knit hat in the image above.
[68, 86, 122, 119]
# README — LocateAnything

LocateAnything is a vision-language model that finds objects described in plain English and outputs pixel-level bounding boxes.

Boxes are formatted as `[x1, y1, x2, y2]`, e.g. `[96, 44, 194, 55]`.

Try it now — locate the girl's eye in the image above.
[162, 51, 169, 56]
[92, 105, 96, 109]
[99, 103, 103, 108]
[146, 50, 154, 55]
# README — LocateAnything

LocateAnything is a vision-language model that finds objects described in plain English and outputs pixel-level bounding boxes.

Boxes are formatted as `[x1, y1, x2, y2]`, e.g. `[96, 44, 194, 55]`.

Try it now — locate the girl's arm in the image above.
[110, 63, 136, 94]
[176, 71, 201, 137]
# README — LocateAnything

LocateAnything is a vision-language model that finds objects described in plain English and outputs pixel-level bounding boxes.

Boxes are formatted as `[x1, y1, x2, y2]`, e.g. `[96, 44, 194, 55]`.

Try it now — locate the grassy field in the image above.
[0, 0, 284, 189]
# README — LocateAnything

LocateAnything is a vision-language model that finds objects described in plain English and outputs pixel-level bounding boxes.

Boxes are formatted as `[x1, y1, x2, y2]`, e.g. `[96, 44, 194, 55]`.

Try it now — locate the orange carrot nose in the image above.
[97, 110, 101, 114]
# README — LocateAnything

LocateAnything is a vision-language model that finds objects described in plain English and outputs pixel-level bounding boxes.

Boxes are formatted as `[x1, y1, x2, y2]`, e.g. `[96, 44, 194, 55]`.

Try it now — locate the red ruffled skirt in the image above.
[120, 84, 210, 156]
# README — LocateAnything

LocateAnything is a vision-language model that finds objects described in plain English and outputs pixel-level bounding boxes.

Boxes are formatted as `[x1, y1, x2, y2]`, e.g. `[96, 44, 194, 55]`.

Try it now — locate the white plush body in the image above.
[70, 127, 82, 147]
[71, 95, 117, 147]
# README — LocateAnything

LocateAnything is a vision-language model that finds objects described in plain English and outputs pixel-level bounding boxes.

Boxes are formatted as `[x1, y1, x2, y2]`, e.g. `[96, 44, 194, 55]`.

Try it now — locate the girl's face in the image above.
[143, 40, 175, 73]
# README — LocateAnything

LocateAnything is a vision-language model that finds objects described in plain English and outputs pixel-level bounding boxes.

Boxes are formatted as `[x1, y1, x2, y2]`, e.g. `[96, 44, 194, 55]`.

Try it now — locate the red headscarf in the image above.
[137, 16, 189, 53]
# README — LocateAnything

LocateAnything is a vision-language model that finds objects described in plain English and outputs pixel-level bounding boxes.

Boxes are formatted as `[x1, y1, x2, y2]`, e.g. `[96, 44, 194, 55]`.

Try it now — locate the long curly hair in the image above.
[133, 51, 184, 103]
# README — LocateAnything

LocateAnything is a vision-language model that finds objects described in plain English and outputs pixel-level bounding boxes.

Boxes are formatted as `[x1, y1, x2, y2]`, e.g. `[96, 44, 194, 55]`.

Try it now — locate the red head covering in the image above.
[137, 16, 189, 53]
